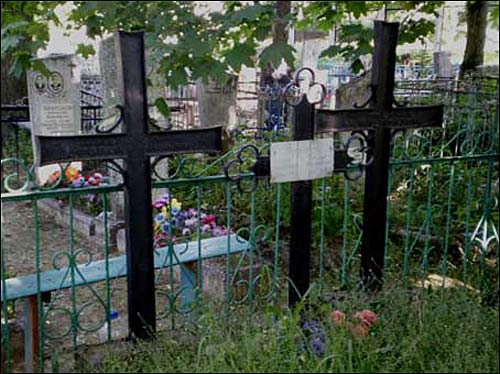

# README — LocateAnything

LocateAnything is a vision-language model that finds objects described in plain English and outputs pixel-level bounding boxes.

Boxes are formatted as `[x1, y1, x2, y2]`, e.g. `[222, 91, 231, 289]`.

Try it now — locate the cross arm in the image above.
[36, 133, 128, 166]
[145, 126, 222, 156]
[315, 105, 444, 133]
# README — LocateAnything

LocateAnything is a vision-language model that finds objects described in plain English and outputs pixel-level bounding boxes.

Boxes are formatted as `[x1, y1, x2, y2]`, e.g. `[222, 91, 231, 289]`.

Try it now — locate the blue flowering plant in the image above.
[301, 319, 327, 356]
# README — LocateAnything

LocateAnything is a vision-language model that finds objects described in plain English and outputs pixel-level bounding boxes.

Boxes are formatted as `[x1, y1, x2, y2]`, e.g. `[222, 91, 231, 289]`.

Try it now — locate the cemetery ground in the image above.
[2, 182, 499, 373]
[1, 7, 499, 372]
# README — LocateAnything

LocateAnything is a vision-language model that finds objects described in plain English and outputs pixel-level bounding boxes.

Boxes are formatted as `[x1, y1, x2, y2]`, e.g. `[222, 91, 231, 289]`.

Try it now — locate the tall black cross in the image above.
[315, 21, 443, 290]
[35, 32, 222, 339]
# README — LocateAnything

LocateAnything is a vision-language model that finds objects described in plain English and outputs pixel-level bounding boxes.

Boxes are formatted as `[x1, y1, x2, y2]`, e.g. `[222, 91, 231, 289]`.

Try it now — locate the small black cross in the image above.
[35, 32, 222, 339]
[314, 21, 443, 290]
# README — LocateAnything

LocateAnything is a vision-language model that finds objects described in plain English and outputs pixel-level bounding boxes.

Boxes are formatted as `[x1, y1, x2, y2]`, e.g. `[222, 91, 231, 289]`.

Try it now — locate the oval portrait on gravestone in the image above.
[47, 71, 64, 97]
[33, 74, 47, 94]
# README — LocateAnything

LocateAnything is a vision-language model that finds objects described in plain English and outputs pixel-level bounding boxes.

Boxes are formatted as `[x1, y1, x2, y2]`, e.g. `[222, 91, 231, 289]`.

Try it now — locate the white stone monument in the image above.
[27, 54, 82, 185]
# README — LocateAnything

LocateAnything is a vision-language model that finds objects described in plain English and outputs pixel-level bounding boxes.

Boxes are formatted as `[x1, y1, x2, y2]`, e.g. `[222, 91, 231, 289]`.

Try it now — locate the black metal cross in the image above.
[315, 21, 443, 290]
[242, 21, 443, 304]
[35, 32, 222, 339]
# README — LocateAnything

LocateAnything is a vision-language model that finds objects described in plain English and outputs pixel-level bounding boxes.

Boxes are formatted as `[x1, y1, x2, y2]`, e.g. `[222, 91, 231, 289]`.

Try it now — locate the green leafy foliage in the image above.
[489, 2, 499, 30]
[153, 97, 171, 118]
[1, 1, 64, 77]
[259, 41, 295, 69]
[2, 1, 464, 85]
[64, 1, 275, 86]
[301, 1, 444, 73]
[75, 43, 95, 59]
[319, 22, 373, 73]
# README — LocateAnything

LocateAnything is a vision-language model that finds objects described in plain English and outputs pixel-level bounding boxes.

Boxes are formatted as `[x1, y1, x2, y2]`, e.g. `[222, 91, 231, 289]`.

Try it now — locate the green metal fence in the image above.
[1, 76, 498, 372]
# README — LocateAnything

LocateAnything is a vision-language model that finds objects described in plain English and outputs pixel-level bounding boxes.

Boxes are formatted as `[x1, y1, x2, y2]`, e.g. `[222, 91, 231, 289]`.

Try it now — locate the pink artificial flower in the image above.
[330, 310, 345, 326]
[351, 323, 369, 338]
[353, 310, 377, 328]
[349, 309, 377, 338]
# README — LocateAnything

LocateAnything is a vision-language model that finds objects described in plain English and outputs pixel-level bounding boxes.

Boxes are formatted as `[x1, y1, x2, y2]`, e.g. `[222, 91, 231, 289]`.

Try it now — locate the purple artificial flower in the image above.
[153, 198, 168, 209]
[72, 177, 85, 188]
[171, 214, 184, 228]
[187, 208, 197, 218]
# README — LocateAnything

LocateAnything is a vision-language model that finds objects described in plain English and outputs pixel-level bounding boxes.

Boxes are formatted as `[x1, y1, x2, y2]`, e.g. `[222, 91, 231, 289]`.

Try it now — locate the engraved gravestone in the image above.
[433, 51, 453, 79]
[99, 36, 122, 118]
[27, 54, 82, 184]
[146, 65, 171, 203]
[28, 54, 81, 137]
[99, 36, 125, 218]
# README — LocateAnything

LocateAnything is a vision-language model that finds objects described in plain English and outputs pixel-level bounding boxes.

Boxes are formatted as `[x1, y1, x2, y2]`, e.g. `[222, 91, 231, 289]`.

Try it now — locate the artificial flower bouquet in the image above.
[152, 193, 228, 248]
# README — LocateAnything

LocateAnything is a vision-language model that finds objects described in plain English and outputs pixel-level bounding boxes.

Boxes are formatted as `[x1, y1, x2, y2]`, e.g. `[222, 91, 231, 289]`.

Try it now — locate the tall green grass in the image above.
[90, 282, 499, 373]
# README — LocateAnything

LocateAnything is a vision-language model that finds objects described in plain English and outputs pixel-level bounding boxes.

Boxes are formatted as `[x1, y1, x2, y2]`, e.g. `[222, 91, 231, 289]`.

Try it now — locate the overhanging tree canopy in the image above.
[2, 1, 498, 88]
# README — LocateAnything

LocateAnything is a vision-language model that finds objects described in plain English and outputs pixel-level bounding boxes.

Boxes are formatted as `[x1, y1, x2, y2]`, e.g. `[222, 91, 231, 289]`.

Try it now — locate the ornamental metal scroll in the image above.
[283, 67, 327, 107]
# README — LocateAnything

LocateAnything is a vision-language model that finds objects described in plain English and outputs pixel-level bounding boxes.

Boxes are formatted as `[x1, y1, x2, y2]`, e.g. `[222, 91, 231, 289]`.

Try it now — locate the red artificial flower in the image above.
[201, 214, 216, 225]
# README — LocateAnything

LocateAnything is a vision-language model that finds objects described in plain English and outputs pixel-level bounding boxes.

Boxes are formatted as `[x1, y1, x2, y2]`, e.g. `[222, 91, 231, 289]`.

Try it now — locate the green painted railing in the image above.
[1, 76, 498, 372]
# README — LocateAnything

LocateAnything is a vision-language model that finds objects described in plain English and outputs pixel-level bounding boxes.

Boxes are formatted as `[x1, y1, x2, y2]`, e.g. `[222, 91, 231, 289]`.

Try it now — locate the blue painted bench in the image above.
[1, 234, 249, 372]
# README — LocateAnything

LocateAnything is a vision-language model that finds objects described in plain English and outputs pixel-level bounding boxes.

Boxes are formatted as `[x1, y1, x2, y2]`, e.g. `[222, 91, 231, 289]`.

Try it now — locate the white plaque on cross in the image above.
[270, 138, 334, 183]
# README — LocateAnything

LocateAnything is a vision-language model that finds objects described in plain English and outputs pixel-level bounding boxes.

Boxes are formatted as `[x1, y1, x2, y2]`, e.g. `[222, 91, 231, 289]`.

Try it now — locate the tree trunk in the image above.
[273, 1, 291, 44]
[257, 1, 291, 127]
[1, 56, 28, 104]
[460, 1, 489, 78]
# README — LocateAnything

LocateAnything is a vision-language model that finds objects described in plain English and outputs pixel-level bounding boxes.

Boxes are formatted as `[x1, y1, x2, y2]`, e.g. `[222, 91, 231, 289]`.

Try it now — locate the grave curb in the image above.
[37, 198, 120, 251]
